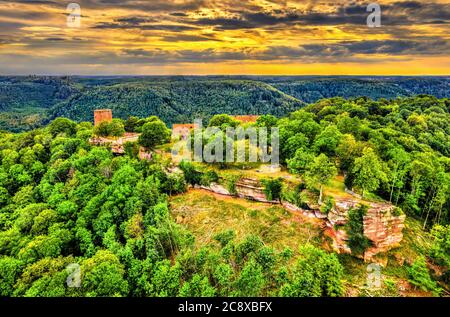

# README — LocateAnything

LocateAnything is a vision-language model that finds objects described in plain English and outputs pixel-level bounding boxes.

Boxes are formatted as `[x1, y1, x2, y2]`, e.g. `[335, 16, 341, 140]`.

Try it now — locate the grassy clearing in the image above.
[169, 189, 323, 252]
[169, 189, 439, 297]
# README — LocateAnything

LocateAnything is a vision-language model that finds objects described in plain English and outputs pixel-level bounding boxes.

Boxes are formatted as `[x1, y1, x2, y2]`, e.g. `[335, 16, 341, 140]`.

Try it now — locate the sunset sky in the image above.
[0, 0, 449, 75]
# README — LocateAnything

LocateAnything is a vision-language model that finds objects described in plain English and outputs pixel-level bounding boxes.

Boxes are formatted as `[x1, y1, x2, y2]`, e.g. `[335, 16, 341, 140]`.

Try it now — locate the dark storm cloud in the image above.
[115, 16, 156, 25]
[0, 36, 447, 69]
[0, 19, 26, 28]
[261, 39, 450, 61]
[339, 39, 449, 55]
[7, 47, 245, 66]
[0, 20, 27, 36]
[76, 0, 208, 11]
[108, 37, 450, 64]
[192, 11, 367, 31]
[93, 22, 198, 32]
[192, 11, 310, 30]
[4, 0, 449, 26]
[191, 1, 449, 30]
[0, 7, 56, 20]
[194, 17, 254, 30]
[44, 37, 65, 41]
[170, 12, 188, 17]
[10, 37, 448, 66]
[1, 0, 449, 73]
[382, 1, 450, 24]
[0, 0, 58, 4]
[5, 0, 448, 34]
[1, 0, 209, 13]
[191, 11, 349, 30]
[121, 48, 248, 64]
[160, 34, 221, 42]
[17, 36, 95, 51]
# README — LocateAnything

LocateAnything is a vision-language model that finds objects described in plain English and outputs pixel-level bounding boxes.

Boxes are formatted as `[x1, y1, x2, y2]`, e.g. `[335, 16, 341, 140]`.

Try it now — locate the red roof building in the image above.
[232, 115, 260, 123]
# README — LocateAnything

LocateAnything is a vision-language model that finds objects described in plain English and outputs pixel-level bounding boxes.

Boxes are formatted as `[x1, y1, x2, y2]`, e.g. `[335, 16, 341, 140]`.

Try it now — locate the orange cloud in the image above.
[0, 0, 448, 75]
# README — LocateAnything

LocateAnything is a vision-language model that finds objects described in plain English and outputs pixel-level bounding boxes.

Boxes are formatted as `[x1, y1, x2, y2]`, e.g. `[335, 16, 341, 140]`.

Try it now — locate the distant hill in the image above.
[0, 76, 448, 131]
[0, 76, 78, 111]
[0, 76, 80, 131]
[267, 77, 449, 103]
[48, 79, 302, 127]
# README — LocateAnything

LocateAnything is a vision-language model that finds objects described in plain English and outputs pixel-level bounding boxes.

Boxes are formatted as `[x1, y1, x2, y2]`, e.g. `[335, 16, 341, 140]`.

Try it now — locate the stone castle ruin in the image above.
[94, 109, 113, 126]
[172, 123, 198, 140]
[90, 109, 151, 160]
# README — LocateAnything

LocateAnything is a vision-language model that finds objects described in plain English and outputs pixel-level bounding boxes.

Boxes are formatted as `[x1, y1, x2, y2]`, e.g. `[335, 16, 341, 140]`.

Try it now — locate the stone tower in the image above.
[94, 109, 112, 126]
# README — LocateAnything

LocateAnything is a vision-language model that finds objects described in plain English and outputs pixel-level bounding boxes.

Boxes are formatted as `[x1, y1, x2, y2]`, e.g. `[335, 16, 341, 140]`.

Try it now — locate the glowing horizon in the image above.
[0, 0, 449, 75]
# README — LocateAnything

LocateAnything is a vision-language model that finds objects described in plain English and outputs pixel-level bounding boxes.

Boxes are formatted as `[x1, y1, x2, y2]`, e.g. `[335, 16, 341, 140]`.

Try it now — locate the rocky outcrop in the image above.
[324, 223, 352, 254]
[195, 183, 230, 196]
[363, 204, 406, 261]
[235, 178, 278, 203]
[281, 201, 317, 219]
[325, 200, 405, 261]
[193, 176, 405, 261]
[328, 199, 358, 226]
[196, 179, 278, 203]
[90, 134, 154, 160]
[138, 148, 152, 161]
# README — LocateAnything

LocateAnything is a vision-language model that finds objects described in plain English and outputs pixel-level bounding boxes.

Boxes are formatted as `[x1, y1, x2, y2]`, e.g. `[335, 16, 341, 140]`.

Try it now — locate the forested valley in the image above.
[0, 76, 448, 132]
[0, 93, 449, 297]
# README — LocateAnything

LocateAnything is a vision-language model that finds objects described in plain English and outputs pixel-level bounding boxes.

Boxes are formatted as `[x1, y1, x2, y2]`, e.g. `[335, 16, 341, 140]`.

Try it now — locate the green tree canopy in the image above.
[94, 119, 125, 138]
[138, 119, 170, 149]
[208, 114, 239, 130]
[305, 154, 337, 204]
[352, 147, 388, 198]
[49, 118, 77, 137]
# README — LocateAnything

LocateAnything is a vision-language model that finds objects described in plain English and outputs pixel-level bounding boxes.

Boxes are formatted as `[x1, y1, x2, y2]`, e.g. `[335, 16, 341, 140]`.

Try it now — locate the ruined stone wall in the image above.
[94, 109, 112, 126]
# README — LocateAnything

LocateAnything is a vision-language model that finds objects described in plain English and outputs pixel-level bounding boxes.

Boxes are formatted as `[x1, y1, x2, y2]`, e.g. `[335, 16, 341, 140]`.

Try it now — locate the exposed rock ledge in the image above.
[363, 205, 406, 261]
[195, 180, 405, 262]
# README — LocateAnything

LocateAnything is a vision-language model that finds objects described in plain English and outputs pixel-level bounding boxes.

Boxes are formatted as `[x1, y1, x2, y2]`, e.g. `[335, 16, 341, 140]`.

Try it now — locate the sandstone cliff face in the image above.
[196, 183, 230, 196]
[281, 201, 317, 219]
[325, 200, 405, 261]
[324, 223, 352, 254]
[193, 177, 405, 261]
[89, 133, 140, 154]
[362, 204, 406, 261]
[196, 178, 278, 203]
[234, 178, 278, 203]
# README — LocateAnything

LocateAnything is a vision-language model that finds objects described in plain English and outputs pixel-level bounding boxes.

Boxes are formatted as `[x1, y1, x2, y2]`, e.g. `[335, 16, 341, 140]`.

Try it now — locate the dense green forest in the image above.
[0, 118, 343, 297]
[0, 95, 449, 297]
[0, 76, 448, 132]
[280, 95, 450, 227]
[49, 80, 301, 128]
[271, 77, 450, 103]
